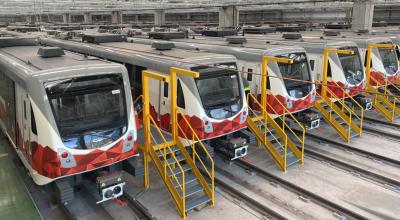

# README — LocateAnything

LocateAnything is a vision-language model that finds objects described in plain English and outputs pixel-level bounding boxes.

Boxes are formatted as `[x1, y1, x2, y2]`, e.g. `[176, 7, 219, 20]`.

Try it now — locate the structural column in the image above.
[111, 11, 122, 24]
[84, 12, 92, 24]
[351, 0, 375, 31]
[25, 15, 35, 24]
[219, 6, 239, 28]
[154, 10, 166, 26]
[62, 13, 70, 24]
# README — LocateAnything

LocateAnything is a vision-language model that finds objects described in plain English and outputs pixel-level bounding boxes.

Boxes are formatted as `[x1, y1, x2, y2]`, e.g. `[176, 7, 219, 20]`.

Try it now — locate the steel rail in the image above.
[235, 159, 369, 220]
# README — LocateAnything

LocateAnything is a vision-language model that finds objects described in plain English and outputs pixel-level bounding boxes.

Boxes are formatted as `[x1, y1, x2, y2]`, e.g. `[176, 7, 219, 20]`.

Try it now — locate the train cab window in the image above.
[395, 46, 400, 61]
[31, 107, 37, 135]
[247, 68, 253, 81]
[310, 60, 315, 71]
[177, 80, 185, 108]
[266, 76, 271, 90]
[163, 83, 169, 98]
[364, 52, 372, 68]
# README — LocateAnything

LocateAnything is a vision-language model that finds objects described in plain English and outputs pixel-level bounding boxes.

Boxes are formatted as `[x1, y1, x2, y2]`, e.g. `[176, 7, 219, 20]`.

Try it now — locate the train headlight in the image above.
[57, 148, 77, 168]
[123, 131, 135, 153]
[286, 97, 293, 109]
[203, 118, 213, 133]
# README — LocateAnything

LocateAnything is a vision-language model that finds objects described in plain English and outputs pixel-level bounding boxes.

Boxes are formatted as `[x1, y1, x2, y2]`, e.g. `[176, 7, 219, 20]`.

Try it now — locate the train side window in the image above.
[23, 101, 27, 120]
[31, 106, 37, 135]
[364, 53, 372, 67]
[177, 80, 185, 108]
[395, 47, 400, 61]
[310, 60, 315, 71]
[266, 76, 271, 90]
[163, 83, 169, 98]
[247, 68, 253, 81]
[327, 61, 332, 77]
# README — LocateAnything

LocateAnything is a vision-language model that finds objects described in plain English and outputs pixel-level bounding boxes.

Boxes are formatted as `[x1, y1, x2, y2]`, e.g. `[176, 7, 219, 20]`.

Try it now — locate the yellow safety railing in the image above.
[248, 93, 303, 172]
[148, 116, 187, 215]
[367, 75, 400, 122]
[264, 95, 306, 163]
[176, 110, 214, 205]
[332, 81, 364, 132]
[317, 84, 362, 142]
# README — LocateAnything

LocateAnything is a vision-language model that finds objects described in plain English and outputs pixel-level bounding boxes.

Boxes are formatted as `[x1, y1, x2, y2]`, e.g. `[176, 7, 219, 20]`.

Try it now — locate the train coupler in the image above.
[96, 172, 125, 204]
[297, 109, 320, 130]
[213, 136, 248, 160]
[354, 95, 372, 110]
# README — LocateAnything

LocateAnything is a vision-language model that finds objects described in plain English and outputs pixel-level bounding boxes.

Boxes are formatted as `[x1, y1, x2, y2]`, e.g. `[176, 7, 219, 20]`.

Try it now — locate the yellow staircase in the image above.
[246, 94, 305, 172]
[314, 85, 363, 142]
[141, 69, 214, 219]
[366, 77, 400, 122]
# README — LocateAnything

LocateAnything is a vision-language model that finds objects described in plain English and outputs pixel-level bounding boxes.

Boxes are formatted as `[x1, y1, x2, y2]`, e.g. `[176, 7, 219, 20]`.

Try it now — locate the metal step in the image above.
[156, 146, 179, 157]
[167, 164, 191, 177]
[163, 154, 185, 165]
[286, 155, 301, 167]
[173, 174, 198, 188]
[178, 184, 204, 198]
[185, 195, 211, 212]
[350, 131, 359, 139]
[265, 132, 281, 143]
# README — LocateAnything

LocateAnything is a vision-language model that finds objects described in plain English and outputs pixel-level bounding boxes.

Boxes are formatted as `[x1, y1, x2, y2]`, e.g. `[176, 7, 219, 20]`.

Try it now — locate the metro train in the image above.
[274, 31, 400, 87]
[219, 34, 374, 109]
[0, 36, 138, 203]
[41, 35, 249, 160]
[128, 36, 323, 129]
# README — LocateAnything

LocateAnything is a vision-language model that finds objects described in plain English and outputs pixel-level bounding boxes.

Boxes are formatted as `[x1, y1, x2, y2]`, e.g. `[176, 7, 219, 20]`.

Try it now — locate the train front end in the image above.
[264, 48, 320, 129]
[357, 38, 399, 87]
[323, 43, 372, 110]
[30, 64, 138, 188]
[180, 56, 249, 160]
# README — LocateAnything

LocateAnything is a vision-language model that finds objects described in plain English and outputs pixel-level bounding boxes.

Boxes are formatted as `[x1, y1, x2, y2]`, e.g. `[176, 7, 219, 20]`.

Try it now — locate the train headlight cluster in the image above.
[57, 148, 77, 168]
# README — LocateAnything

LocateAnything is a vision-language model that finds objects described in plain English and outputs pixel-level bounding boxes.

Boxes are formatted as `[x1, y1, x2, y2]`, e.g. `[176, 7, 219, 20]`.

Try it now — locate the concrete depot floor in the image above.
[0, 134, 42, 220]
[123, 111, 400, 220]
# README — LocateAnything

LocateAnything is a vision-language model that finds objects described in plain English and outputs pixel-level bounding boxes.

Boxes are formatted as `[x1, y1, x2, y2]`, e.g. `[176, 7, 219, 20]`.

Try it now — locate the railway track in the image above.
[121, 193, 156, 220]
[303, 132, 400, 169]
[213, 169, 289, 220]
[233, 159, 369, 220]
[362, 120, 400, 141]
[303, 145, 400, 193]
[363, 116, 400, 129]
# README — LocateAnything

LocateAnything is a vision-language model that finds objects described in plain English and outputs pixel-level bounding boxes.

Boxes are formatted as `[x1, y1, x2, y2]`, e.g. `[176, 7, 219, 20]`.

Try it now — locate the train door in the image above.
[159, 81, 171, 129]
[21, 92, 31, 163]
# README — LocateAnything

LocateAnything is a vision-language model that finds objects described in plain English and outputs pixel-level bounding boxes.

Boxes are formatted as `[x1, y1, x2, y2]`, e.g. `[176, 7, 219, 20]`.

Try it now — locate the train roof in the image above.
[100, 41, 223, 60]
[40, 37, 237, 74]
[128, 37, 306, 62]
[252, 31, 395, 49]
[0, 37, 122, 88]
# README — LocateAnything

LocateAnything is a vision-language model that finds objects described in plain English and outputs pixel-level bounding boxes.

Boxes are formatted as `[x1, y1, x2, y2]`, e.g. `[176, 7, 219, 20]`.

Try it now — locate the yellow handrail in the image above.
[247, 93, 286, 151]
[149, 116, 186, 203]
[332, 82, 364, 128]
[264, 95, 305, 145]
[247, 93, 290, 169]
[176, 110, 214, 202]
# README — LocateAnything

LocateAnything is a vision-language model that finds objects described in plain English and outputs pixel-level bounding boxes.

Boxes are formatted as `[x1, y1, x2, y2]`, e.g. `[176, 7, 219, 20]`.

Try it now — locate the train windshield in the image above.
[277, 53, 312, 98]
[338, 46, 364, 85]
[193, 64, 242, 119]
[378, 45, 399, 75]
[45, 74, 127, 149]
